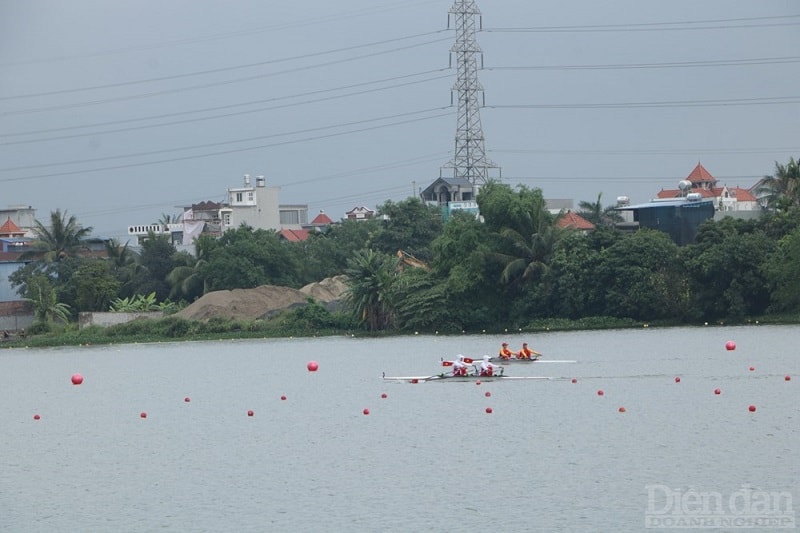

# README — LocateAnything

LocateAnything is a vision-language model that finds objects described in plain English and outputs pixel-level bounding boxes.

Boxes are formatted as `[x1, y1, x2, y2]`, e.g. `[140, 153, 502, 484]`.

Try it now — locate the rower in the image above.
[452, 354, 470, 376]
[498, 342, 515, 360]
[517, 342, 541, 360]
[479, 355, 499, 377]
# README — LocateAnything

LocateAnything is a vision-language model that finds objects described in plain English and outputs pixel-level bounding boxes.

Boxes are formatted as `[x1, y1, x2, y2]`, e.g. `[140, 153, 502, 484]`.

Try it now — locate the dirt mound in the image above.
[299, 274, 349, 302]
[176, 276, 350, 322]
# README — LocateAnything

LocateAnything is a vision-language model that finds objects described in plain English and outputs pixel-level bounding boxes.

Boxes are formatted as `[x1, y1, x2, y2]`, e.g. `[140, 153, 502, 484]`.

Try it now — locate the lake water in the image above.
[1, 326, 798, 532]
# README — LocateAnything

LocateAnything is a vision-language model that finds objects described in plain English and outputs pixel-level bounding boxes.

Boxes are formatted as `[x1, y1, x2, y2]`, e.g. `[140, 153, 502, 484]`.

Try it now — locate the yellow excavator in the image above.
[396, 250, 431, 271]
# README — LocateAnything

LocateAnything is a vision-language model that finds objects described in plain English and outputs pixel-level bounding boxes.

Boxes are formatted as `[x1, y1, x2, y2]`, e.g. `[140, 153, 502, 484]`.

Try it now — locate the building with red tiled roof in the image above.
[555, 211, 596, 233]
[656, 163, 759, 213]
[279, 228, 310, 242]
[0, 217, 25, 238]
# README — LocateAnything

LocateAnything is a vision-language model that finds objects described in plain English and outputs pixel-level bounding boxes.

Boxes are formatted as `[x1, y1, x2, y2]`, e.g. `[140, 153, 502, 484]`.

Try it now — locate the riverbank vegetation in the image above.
[5, 157, 800, 347]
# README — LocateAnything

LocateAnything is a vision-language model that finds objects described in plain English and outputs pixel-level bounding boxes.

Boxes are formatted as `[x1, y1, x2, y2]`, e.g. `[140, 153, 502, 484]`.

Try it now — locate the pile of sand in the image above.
[175, 275, 349, 322]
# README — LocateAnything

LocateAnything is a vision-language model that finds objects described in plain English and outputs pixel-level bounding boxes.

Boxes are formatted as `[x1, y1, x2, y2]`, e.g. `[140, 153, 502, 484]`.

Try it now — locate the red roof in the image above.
[732, 187, 757, 202]
[555, 211, 595, 230]
[279, 229, 310, 242]
[0, 217, 24, 236]
[685, 162, 717, 184]
[310, 212, 334, 225]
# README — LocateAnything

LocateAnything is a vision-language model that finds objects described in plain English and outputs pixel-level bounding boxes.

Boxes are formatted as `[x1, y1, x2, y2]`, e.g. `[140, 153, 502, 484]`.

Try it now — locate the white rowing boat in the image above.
[381, 372, 552, 383]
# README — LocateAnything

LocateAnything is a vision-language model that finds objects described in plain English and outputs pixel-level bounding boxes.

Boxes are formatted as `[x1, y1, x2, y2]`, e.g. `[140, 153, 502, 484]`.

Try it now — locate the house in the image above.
[419, 177, 480, 221]
[345, 206, 376, 221]
[656, 163, 760, 218]
[555, 211, 595, 233]
[128, 175, 309, 246]
[0, 206, 36, 236]
[0, 218, 27, 238]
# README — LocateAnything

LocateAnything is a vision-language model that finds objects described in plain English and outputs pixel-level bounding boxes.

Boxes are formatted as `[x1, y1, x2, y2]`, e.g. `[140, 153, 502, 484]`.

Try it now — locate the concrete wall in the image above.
[0, 300, 34, 332]
[79, 311, 164, 329]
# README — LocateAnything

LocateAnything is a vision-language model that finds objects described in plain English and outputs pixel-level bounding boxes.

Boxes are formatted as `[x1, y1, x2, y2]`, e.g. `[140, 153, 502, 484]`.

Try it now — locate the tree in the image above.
[24, 274, 71, 326]
[166, 250, 207, 302]
[682, 218, 773, 320]
[430, 210, 504, 330]
[72, 260, 121, 312]
[763, 228, 800, 312]
[754, 157, 800, 211]
[200, 227, 300, 291]
[22, 209, 93, 262]
[343, 249, 399, 331]
[370, 198, 443, 259]
[127, 233, 178, 301]
[595, 229, 688, 320]
[577, 192, 623, 226]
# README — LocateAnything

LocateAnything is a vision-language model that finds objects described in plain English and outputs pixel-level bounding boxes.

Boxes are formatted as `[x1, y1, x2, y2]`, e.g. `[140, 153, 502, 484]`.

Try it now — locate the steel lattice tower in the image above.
[440, 0, 500, 185]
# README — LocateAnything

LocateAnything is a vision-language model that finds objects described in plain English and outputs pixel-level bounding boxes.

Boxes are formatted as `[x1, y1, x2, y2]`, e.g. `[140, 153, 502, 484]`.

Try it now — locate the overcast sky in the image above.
[1, 0, 798, 240]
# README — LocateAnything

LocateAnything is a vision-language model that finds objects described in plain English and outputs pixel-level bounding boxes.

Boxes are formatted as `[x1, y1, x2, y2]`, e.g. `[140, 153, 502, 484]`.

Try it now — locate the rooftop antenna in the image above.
[440, 0, 500, 186]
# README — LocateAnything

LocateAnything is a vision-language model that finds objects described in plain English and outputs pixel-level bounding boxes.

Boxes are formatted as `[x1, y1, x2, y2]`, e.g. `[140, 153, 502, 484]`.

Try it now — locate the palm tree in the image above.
[156, 212, 181, 229]
[343, 249, 399, 331]
[22, 209, 93, 262]
[25, 274, 71, 326]
[754, 157, 800, 210]
[494, 203, 562, 287]
[577, 192, 623, 226]
[104, 238, 136, 268]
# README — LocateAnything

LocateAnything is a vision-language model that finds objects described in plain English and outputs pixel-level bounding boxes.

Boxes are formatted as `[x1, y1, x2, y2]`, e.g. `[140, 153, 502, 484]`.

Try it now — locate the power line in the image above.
[0, 107, 450, 173]
[0, 110, 453, 182]
[0, 0, 441, 68]
[491, 147, 798, 156]
[484, 14, 800, 33]
[0, 71, 451, 146]
[1, 36, 452, 116]
[0, 30, 449, 101]
[489, 96, 800, 110]
[486, 56, 800, 71]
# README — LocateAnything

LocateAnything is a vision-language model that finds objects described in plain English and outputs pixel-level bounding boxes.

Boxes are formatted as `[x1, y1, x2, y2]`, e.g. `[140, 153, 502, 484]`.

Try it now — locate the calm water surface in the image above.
[1, 326, 798, 532]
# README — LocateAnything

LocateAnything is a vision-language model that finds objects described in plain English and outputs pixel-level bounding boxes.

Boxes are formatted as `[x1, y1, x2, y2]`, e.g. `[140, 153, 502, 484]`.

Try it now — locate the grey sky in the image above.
[1, 0, 798, 241]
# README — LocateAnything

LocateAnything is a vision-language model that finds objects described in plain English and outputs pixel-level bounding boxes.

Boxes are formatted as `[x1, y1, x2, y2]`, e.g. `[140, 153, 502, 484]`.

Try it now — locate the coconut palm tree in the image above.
[494, 202, 562, 287]
[577, 192, 623, 226]
[22, 209, 93, 262]
[754, 157, 800, 210]
[343, 249, 399, 331]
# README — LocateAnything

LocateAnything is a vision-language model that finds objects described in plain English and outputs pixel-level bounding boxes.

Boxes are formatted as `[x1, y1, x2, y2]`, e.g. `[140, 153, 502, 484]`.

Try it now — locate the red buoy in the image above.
[749, 366, 755, 372]
[33, 414, 40, 420]
[597, 389, 604, 396]
[674, 376, 681, 383]
[247, 410, 254, 417]
[362, 408, 370, 415]
[184, 397, 191, 403]
[786, 375, 792, 381]
[748, 405, 756, 412]
[140, 412, 147, 418]
[71, 373, 83, 385]
[714, 388, 721, 395]
[281, 395, 287, 401]
[485, 391, 491, 397]
[725, 341, 736, 351]
[380, 393, 387, 399]
[485, 407, 493, 414]
[618, 406, 626, 413]
[476, 380, 481, 386]
[307, 361, 319, 372]
[571, 378, 577, 384]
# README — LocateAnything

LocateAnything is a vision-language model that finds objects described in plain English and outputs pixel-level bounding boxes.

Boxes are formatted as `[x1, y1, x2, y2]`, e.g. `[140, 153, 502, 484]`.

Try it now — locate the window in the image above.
[247, 191, 254, 202]
[235, 192, 243, 203]
[223, 213, 231, 226]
